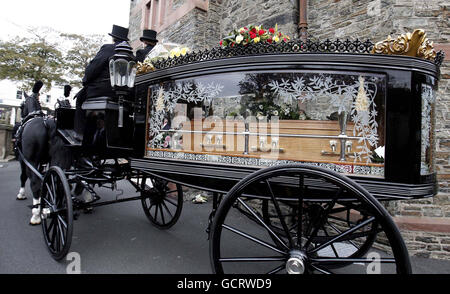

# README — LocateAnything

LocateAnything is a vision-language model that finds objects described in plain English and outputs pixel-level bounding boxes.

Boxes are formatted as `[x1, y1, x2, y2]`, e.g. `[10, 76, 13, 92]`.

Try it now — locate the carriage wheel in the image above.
[210, 164, 411, 274]
[140, 176, 183, 229]
[40, 166, 73, 261]
[261, 199, 378, 265]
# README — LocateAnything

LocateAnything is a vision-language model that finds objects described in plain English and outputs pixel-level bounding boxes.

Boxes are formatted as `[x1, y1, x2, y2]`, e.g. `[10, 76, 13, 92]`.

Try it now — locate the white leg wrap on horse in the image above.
[16, 187, 27, 200]
[30, 198, 41, 225]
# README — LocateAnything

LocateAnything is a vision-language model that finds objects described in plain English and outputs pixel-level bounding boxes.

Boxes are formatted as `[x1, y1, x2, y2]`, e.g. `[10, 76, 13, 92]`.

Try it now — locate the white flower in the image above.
[236, 35, 244, 44]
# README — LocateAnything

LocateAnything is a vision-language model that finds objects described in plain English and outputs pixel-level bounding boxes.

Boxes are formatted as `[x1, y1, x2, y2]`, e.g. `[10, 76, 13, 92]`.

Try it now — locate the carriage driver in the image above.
[21, 80, 43, 119]
[14, 80, 44, 150]
[74, 24, 130, 140]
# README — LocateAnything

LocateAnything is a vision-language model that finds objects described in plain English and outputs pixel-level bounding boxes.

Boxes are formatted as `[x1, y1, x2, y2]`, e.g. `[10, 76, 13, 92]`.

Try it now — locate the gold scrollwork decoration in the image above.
[371, 29, 436, 60]
[136, 61, 156, 75]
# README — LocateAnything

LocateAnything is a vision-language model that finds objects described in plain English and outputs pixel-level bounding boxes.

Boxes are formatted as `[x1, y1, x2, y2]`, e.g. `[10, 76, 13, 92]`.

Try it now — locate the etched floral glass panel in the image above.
[421, 84, 436, 175]
[146, 71, 386, 178]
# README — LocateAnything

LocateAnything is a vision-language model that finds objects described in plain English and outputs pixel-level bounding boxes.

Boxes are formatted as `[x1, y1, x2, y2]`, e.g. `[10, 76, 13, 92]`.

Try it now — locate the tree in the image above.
[0, 27, 108, 91]
[61, 33, 108, 87]
[0, 35, 66, 92]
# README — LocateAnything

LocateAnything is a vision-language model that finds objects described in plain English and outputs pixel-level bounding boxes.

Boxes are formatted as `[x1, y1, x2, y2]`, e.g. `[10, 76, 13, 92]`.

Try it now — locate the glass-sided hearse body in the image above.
[131, 42, 440, 201]
[128, 32, 444, 274]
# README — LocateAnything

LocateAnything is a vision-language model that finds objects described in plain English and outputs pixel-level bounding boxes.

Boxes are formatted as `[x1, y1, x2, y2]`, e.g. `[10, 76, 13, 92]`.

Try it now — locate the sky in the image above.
[0, 0, 130, 40]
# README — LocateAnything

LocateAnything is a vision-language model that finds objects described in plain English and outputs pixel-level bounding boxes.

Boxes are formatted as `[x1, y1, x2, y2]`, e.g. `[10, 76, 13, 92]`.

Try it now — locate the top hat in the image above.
[109, 25, 129, 41]
[64, 85, 72, 98]
[32, 81, 44, 94]
[140, 29, 158, 43]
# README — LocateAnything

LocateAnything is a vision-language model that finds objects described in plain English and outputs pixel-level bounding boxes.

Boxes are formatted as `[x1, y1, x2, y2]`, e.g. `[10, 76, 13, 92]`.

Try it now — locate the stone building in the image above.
[129, 0, 450, 259]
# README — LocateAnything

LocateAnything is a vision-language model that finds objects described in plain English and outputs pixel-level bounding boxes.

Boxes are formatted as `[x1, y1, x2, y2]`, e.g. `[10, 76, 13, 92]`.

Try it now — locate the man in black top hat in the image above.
[82, 24, 129, 99]
[74, 25, 129, 138]
[136, 29, 158, 62]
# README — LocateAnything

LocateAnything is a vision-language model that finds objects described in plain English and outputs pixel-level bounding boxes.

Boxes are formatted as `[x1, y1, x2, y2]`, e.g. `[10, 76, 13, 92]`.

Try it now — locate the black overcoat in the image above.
[136, 45, 154, 63]
[82, 41, 120, 99]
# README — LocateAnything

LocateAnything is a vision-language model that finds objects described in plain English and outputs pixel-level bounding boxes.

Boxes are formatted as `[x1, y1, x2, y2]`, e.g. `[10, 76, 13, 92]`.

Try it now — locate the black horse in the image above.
[20, 116, 72, 225]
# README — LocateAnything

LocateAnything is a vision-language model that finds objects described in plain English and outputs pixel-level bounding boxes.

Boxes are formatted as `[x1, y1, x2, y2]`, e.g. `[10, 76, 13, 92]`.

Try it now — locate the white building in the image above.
[0, 79, 77, 110]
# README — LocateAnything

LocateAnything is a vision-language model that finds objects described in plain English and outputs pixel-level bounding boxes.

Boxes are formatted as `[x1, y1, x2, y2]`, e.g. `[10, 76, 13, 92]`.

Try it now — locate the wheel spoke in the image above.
[163, 197, 178, 207]
[267, 264, 285, 274]
[45, 184, 56, 204]
[310, 264, 333, 274]
[50, 174, 57, 203]
[159, 204, 166, 225]
[42, 196, 53, 207]
[57, 219, 66, 247]
[50, 218, 57, 249]
[265, 180, 294, 248]
[236, 197, 290, 251]
[46, 218, 56, 237]
[304, 193, 340, 249]
[310, 257, 396, 264]
[326, 220, 360, 250]
[57, 215, 68, 229]
[222, 223, 287, 255]
[154, 202, 159, 221]
[322, 225, 339, 257]
[297, 174, 304, 248]
[161, 201, 174, 219]
[309, 217, 376, 254]
[219, 257, 286, 262]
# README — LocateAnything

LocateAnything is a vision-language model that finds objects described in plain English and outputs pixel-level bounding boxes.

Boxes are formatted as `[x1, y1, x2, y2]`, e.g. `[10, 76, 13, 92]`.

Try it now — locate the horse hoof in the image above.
[30, 209, 41, 225]
[29, 218, 41, 225]
[16, 188, 27, 200]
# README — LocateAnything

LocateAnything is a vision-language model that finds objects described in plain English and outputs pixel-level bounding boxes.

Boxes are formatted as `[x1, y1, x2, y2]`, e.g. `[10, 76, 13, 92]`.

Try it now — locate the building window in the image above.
[143, 0, 165, 30]
[16, 90, 22, 99]
[144, 1, 151, 29]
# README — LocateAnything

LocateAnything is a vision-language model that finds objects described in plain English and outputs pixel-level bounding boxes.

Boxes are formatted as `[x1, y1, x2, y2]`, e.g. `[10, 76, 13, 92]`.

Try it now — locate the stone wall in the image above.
[307, 1, 449, 202]
[129, 0, 143, 48]
[218, 0, 299, 47]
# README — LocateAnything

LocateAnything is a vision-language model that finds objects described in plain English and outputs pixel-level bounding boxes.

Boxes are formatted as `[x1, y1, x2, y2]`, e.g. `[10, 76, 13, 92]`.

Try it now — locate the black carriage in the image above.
[31, 31, 444, 274]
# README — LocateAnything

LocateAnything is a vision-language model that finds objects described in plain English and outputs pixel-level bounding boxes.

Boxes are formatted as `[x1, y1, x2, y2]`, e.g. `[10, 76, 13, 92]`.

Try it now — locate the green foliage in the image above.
[0, 36, 66, 91]
[61, 33, 107, 88]
[0, 27, 107, 91]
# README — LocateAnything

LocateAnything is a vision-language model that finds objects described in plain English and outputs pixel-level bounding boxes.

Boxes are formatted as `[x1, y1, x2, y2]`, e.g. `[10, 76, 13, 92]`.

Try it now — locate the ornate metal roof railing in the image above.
[137, 30, 445, 74]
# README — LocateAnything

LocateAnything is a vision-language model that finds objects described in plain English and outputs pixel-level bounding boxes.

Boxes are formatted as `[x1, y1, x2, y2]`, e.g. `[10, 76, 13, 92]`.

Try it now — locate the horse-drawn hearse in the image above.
[18, 29, 444, 274]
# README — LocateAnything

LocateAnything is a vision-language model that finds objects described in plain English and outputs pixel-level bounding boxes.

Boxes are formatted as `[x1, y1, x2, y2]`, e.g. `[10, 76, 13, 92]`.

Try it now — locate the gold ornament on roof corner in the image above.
[371, 29, 436, 60]
[136, 60, 156, 75]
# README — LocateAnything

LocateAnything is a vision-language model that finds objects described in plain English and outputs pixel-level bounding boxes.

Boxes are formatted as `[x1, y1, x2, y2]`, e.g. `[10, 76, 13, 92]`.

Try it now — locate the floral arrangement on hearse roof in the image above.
[219, 24, 290, 47]
[136, 42, 191, 74]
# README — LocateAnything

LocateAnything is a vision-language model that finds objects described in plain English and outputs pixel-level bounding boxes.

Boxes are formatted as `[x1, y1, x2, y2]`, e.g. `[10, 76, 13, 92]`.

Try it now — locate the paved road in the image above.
[1, 160, 449, 274]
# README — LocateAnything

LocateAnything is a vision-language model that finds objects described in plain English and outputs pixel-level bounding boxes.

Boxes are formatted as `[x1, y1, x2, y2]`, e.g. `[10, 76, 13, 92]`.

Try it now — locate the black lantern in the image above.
[109, 41, 136, 127]
[109, 41, 137, 89]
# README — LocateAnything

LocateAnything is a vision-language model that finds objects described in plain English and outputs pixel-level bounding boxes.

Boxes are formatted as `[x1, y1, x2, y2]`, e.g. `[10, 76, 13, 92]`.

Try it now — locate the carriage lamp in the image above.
[109, 41, 137, 127]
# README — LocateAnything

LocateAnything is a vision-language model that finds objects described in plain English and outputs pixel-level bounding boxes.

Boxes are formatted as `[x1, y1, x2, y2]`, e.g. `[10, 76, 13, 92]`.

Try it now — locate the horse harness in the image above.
[14, 111, 50, 151]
